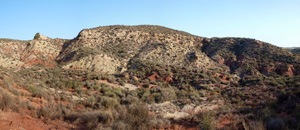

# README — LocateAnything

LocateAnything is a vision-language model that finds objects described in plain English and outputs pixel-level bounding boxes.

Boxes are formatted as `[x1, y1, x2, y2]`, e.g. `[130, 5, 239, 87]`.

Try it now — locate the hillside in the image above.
[0, 25, 299, 130]
[286, 47, 300, 55]
[56, 25, 226, 74]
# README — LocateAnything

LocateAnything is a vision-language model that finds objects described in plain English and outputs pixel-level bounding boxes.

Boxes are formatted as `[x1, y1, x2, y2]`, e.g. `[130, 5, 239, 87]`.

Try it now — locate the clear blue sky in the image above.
[1, 0, 299, 47]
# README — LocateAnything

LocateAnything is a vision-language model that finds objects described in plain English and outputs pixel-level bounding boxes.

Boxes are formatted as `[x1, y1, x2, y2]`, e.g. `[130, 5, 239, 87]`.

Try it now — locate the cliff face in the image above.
[0, 25, 299, 77]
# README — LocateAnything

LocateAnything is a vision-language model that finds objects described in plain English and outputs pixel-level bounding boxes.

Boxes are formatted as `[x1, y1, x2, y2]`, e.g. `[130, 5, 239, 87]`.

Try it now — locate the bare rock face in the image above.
[62, 53, 124, 73]
[0, 38, 67, 69]
[0, 39, 27, 68]
[0, 53, 25, 68]
[136, 42, 219, 70]
[21, 39, 64, 67]
[38, 35, 50, 40]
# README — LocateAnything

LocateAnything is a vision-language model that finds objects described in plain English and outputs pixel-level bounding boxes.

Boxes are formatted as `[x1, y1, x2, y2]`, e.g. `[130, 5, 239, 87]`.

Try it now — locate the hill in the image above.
[0, 25, 299, 129]
[286, 47, 300, 55]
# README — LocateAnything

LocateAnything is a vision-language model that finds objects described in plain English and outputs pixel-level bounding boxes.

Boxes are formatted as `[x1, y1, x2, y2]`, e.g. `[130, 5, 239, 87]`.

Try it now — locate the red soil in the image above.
[0, 111, 74, 130]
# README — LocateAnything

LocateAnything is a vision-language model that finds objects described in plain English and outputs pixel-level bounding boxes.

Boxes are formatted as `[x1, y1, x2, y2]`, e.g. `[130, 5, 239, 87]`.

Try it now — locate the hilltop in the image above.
[0, 25, 299, 129]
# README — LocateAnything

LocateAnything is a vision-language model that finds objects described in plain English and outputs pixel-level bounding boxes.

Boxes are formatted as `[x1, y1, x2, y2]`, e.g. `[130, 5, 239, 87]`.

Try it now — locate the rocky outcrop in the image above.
[148, 98, 225, 119]
[0, 39, 27, 68]
[38, 34, 51, 40]
[20, 39, 64, 67]
[135, 42, 219, 69]
[62, 53, 125, 73]
[0, 38, 67, 69]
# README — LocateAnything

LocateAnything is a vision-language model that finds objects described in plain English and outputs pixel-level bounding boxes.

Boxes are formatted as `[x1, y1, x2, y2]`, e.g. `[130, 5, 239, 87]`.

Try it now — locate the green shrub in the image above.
[112, 88, 124, 97]
[83, 97, 96, 107]
[140, 90, 154, 103]
[195, 111, 216, 130]
[28, 86, 36, 93]
[107, 76, 117, 83]
[34, 32, 40, 40]
[28, 86, 48, 99]
[102, 98, 119, 109]
[160, 88, 177, 102]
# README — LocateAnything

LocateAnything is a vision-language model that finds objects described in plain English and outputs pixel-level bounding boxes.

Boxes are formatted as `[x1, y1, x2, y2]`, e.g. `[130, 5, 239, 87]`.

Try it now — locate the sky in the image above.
[0, 0, 299, 47]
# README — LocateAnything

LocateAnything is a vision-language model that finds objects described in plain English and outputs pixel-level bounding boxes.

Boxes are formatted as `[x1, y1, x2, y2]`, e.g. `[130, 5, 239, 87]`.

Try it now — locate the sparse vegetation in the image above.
[0, 25, 299, 129]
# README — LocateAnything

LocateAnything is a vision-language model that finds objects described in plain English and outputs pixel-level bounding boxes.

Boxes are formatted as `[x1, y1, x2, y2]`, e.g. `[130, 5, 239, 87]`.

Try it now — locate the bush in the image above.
[195, 111, 216, 130]
[242, 119, 265, 130]
[3, 78, 14, 88]
[123, 103, 150, 130]
[67, 111, 114, 129]
[159, 88, 177, 102]
[102, 98, 119, 109]
[37, 102, 68, 120]
[0, 92, 15, 111]
[28, 86, 49, 99]
[34, 32, 40, 40]
[113, 121, 129, 130]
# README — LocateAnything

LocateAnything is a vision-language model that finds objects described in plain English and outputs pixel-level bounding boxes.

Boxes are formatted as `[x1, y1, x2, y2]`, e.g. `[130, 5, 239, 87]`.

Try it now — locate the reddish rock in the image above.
[259, 65, 276, 76]
[148, 72, 159, 81]
[275, 63, 296, 76]
[163, 76, 173, 83]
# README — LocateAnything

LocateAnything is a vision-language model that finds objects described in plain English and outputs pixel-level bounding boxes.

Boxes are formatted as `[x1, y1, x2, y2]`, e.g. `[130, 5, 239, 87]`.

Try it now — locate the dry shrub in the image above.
[37, 102, 68, 120]
[0, 92, 15, 111]
[242, 119, 266, 130]
[195, 111, 216, 130]
[112, 121, 129, 130]
[66, 111, 114, 130]
[2, 77, 14, 88]
[122, 103, 150, 130]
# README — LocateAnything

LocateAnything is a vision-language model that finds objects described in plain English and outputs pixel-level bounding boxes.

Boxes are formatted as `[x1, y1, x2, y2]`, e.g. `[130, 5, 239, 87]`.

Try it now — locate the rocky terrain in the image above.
[0, 25, 300, 130]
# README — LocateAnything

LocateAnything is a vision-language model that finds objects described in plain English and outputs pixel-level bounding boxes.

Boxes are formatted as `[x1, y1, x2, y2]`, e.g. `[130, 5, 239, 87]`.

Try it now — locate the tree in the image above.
[34, 32, 40, 40]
